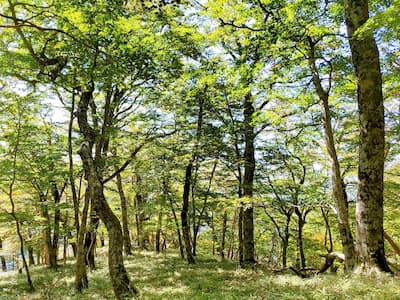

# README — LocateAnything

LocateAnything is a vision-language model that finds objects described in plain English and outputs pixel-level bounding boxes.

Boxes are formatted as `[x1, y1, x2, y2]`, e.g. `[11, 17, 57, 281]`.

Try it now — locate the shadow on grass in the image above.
[1, 251, 400, 300]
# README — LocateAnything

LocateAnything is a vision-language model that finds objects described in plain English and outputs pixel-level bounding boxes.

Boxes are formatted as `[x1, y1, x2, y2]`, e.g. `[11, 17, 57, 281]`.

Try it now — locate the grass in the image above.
[1, 251, 400, 299]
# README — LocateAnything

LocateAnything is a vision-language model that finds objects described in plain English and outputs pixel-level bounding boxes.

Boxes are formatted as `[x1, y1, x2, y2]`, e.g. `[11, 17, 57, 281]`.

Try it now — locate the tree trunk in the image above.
[135, 176, 145, 250]
[79, 143, 138, 298]
[77, 89, 138, 299]
[164, 179, 185, 259]
[40, 192, 56, 269]
[68, 91, 80, 240]
[242, 93, 256, 265]
[84, 211, 99, 271]
[238, 205, 244, 266]
[116, 173, 132, 255]
[321, 207, 333, 253]
[156, 212, 162, 253]
[28, 247, 35, 266]
[220, 210, 227, 259]
[75, 189, 89, 292]
[308, 38, 356, 272]
[1, 256, 6, 272]
[51, 181, 61, 269]
[297, 214, 306, 269]
[344, 0, 390, 272]
[181, 162, 195, 264]
[227, 211, 237, 260]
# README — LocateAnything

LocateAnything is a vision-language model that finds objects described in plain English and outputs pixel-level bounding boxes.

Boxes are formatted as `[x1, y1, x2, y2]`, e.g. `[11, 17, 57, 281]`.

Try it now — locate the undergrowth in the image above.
[0, 251, 399, 299]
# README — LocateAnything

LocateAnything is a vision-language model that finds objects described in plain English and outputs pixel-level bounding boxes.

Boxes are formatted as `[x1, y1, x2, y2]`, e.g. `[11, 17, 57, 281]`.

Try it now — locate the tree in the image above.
[344, 0, 391, 272]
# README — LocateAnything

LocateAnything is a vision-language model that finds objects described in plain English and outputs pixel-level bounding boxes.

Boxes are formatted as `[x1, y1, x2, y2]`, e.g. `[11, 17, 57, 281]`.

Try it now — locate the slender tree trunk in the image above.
[211, 210, 216, 256]
[39, 192, 56, 268]
[68, 91, 80, 239]
[75, 189, 89, 292]
[8, 110, 34, 291]
[84, 211, 99, 271]
[116, 173, 132, 255]
[321, 207, 333, 253]
[344, 0, 390, 272]
[296, 214, 306, 269]
[220, 210, 227, 259]
[242, 93, 256, 265]
[135, 175, 145, 250]
[165, 180, 185, 259]
[156, 212, 162, 253]
[182, 162, 195, 264]
[308, 38, 355, 271]
[227, 211, 237, 260]
[50, 181, 61, 269]
[238, 205, 244, 266]
[191, 175, 198, 257]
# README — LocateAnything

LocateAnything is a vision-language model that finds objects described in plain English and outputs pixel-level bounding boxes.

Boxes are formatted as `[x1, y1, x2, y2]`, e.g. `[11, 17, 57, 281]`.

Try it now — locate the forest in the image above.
[0, 0, 400, 299]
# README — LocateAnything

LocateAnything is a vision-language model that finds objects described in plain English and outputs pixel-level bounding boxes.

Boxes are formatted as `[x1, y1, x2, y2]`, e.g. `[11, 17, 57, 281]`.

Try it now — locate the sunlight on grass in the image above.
[0, 251, 400, 299]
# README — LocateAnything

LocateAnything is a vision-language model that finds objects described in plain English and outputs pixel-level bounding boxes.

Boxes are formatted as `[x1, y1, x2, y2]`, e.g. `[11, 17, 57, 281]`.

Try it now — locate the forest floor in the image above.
[1, 251, 400, 299]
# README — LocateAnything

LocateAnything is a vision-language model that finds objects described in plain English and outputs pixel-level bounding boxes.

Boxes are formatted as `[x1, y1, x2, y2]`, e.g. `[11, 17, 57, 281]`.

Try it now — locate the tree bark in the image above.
[116, 173, 132, 255]
[308, 37, 356, 272]
[344, 0, 391, 272]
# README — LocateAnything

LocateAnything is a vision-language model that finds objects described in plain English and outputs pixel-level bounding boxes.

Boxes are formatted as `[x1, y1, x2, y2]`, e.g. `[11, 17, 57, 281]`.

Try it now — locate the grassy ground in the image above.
[1, 251, 400, 300]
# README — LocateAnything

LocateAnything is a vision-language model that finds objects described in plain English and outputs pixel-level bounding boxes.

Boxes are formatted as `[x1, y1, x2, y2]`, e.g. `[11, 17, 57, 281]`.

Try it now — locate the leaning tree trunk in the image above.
[308, 37, 356, 272]
[344, 0, 391, 272]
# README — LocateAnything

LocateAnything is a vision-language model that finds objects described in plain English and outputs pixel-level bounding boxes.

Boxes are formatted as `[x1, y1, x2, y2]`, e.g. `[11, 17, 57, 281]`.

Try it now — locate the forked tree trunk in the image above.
[78, 89, 138, 299]
[79, 142, 138, 298]
[344, 0, 391, 272]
